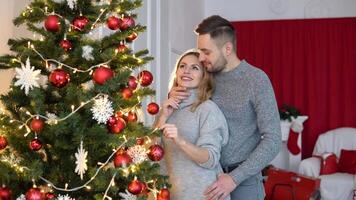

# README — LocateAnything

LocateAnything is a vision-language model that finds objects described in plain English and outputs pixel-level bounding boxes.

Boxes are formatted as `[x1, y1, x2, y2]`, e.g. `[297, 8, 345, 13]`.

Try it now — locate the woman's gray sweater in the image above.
[162, 90, 230, 200]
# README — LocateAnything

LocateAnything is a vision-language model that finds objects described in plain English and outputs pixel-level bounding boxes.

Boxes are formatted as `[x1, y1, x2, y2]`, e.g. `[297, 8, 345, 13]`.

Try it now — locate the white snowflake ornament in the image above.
[82, 45, 94, 61]
[66, 0, 77, 9]
[91, 95, 114, 124]
[57, 194, 75, 200]
[74, 141, 88, 180]
[16, 194, 26, 200]
[127, 145, 148, 164]
[14, 58, 41, 95]
[119, 190, 137, 200]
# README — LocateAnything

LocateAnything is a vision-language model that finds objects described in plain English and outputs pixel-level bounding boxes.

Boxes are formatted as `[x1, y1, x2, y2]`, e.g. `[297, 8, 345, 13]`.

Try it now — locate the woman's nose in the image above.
[183, 66, 191, 73]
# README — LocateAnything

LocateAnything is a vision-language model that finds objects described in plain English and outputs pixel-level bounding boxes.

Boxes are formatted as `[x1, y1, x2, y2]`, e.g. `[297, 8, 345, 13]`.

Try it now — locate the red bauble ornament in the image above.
[30, 118, 45, 133]
[116, 43, 128, 53]
[126, 32, 138, 42]
[0, 186, 11, 200]
[157, 188, 170, 200]
[138, 70, 153, 87]
[44, 15, 60, 32]
[114, 151, 132, 167]
[25, 188, 45, 200]
[45, 192, 56, 199]
[128, 180, 142, 195]
[136, 137, 144, 145]
[0, 136, 8, 150]
[120, 16, 135, 30]
[92, 66, 114, 85]
[59, 39, 72, 51]
[147, 102, 159, 115]
[49, 69, 70, 88]
[148, 144, 164, 161]
[121, 87, 133, 100]
[107, 16, 122, 30]
[72, 16, 89, 31]
[30, 138, 42, 151]
[127, 76, 138, 90]
[115, 111, 126, 120]
[139, 182, 149, 197]
[107, 116, 126, 134]
[127, 111, 137, 122]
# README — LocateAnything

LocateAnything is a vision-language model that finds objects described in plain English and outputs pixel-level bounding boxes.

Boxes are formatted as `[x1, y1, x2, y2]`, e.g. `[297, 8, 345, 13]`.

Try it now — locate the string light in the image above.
[9, 93, 104, 137]
[39, 141, 127, 192]
[31, 47, 112, 74]
[103, 172, 117, 200]
[91, 8, 107, 29]
[4, 2, 159, 195]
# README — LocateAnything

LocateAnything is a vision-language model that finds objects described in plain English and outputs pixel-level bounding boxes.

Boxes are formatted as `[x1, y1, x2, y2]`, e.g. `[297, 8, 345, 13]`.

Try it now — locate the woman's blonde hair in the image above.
[168, 49, 215, 111]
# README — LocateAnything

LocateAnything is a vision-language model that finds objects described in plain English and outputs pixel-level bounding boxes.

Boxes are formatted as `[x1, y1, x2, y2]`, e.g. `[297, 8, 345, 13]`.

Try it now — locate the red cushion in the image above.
[319, 153, 338, 175]
[338, 149, 356, 174]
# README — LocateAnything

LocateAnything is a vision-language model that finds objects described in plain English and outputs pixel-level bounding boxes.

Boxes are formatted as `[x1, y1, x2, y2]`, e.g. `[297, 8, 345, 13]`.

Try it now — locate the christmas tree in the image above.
[0, 0, 170, 199]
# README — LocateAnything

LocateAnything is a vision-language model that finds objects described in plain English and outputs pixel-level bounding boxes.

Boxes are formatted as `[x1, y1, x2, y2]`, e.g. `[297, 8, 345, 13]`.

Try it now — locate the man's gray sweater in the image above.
[212, 60, 282, 185]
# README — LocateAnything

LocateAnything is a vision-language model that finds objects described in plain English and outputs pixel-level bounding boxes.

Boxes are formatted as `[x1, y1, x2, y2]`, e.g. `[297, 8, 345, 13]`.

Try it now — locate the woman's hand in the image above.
[160, 124, 184, 145]
[161, 98, 179, 118]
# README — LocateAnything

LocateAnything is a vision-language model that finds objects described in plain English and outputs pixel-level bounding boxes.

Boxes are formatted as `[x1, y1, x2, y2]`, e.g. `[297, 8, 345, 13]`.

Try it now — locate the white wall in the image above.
[167, 0, 205, 94]
[205, 0, 356, 21]
[0, 0, 32, 96]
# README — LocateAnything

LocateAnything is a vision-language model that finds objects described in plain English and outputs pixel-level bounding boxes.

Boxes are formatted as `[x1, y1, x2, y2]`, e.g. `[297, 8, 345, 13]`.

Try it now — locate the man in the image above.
[170, 15, 281, 200]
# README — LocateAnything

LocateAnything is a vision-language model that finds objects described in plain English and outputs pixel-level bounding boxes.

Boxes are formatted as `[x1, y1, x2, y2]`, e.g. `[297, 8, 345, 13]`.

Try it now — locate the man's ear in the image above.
[224, 42, 233, 56]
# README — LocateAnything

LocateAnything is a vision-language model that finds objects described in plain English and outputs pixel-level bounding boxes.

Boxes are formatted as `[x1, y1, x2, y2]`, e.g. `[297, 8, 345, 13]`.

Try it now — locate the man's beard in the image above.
[206, 56, 227, 73]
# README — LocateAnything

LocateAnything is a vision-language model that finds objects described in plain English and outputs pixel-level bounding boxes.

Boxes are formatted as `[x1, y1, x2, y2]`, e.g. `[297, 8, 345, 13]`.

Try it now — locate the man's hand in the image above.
[169, 86, 190, 103]
[204, 174, 237, 200]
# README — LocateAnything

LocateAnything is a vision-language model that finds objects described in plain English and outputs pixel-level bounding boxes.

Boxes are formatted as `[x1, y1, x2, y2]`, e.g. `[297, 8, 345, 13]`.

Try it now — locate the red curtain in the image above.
[232, 18, 356, 158]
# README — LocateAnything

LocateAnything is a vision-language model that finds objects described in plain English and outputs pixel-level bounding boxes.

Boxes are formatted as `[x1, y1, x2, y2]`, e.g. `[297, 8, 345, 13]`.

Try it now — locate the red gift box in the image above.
[264, 168, 321, 200]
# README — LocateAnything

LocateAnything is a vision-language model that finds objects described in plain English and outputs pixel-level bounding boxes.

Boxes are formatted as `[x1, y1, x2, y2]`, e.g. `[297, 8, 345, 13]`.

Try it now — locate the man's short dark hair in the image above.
[195, 15, 236, 51]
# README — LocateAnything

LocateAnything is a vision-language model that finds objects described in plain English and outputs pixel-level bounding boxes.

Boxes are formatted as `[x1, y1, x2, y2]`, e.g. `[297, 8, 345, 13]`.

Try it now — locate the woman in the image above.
[156, 49, 230, 200]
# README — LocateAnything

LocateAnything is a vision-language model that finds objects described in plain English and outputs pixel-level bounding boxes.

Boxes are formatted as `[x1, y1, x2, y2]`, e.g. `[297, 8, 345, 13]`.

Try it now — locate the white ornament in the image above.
[81, 80, 94, 91]
[46, 112, 59, 125]
[38, 74, 48, 89]
[92, 0, 111, 6]
[16, 194, 26, 200]
[119, 190, 137, 200]
[0, 153, 22, 165]
[14, 58, 41, 95]
[67, 0, 77, 10]
[91, 95, 114, 124]
[74, 141, 88, 180]
[46, 62, 57, 72]
[57, 194, 75, 200]
[127, 145, 148, 164]
[82, 45, 94, 61]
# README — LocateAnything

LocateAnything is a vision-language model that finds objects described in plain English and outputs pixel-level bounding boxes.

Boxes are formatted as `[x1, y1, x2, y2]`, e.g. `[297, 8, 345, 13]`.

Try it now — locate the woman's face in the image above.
[176, 55, 203, 89]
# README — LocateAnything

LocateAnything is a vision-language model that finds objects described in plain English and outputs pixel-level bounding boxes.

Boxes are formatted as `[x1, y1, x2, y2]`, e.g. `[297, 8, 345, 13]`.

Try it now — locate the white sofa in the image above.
[298, 127, 356, 200]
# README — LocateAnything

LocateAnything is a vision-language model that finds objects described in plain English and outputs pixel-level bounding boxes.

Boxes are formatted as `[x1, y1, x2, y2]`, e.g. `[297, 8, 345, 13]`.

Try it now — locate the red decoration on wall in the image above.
[232, 18, 356, 158]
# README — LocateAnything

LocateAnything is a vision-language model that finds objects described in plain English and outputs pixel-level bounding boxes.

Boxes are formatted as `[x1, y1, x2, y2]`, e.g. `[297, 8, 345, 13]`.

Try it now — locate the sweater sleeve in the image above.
[229, 71, 282, 185]
[195, 101, 229, 169]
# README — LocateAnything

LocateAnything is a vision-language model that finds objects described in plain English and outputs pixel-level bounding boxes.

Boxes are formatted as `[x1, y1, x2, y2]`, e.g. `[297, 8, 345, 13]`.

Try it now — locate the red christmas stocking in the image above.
[287, 130, 300, 155]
